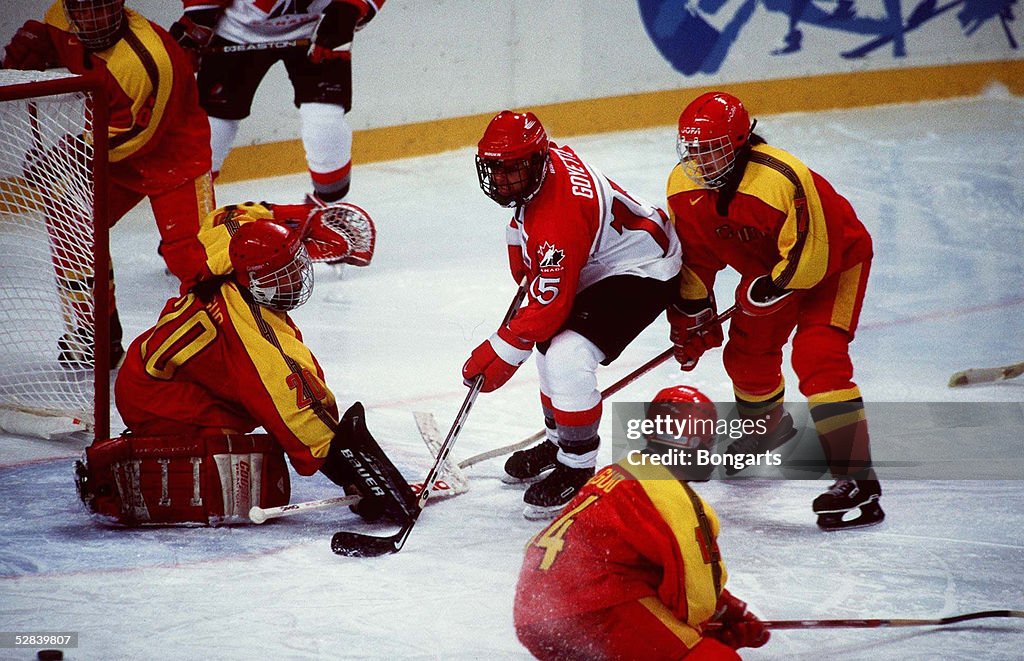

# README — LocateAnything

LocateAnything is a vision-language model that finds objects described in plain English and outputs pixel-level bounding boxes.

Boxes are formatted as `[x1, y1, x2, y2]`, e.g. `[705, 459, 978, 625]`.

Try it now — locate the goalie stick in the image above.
[708, 609, 1024, 631]
[456, 305, 739, 469]
[331, 279, 528, 557]
[947, 361, 1024, 387]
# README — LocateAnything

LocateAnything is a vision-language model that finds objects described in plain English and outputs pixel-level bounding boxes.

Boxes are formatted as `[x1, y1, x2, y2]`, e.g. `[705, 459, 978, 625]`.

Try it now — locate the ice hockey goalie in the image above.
[74, 432, 290, 526]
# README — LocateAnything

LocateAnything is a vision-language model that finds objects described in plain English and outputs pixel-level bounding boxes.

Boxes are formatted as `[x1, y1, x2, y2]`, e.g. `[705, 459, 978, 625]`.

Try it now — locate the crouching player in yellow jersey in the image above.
[74, 201, 403, 527]
[515, 386, 769, 660]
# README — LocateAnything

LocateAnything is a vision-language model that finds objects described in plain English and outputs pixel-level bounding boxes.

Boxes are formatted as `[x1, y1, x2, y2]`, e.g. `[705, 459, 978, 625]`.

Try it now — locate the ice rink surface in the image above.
[2, 89, 1023, 660]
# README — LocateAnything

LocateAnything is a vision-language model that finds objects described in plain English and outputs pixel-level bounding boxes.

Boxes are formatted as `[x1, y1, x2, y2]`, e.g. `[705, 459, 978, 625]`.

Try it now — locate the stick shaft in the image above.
[250, 494, 360, 523]
[757, 609, 1024, 630]
[203, 38, 310, 54]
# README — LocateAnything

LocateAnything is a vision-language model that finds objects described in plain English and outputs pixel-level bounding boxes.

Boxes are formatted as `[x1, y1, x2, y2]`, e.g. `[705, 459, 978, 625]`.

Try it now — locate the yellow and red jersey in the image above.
[515, 461, 726, 654]
[116, 201, 336, 475]
[43, 4, 211, 194]
[666, 143, 872, 302]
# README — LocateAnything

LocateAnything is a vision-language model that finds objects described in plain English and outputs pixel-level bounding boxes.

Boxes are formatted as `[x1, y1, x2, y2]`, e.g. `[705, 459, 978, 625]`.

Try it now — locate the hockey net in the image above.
[0, 69, 110, 440]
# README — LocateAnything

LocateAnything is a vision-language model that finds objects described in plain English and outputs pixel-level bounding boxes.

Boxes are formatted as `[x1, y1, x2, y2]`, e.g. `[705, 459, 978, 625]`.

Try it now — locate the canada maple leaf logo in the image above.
[538, 242, 564, 269]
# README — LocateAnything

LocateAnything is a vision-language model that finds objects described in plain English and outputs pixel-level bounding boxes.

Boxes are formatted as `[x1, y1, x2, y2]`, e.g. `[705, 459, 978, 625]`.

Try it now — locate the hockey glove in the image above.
[169, 7, 220, 53]
[308, 2, 361, 64]
[462, 327, 533, 393]
[667, 297, 724, 371]
[3, 21, 59, 71]
[707, 589, 770, 650]
[735, 274, 793, 317]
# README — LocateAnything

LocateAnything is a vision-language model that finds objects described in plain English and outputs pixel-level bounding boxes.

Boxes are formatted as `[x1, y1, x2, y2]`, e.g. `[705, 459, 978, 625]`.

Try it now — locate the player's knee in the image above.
[792, 326, 854, 396]
[723, 340, 783, 395]
[538, 331, 603, 405]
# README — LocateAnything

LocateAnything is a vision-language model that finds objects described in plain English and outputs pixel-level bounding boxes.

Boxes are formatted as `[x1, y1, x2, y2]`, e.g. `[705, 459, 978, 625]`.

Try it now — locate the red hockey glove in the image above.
[169, 7, 220, 69]
[667, 298, 723, 371]
[462, 327, 533, 393]
[308, 2, 361, 64]
[3, 21, 59, 71]
[707, 590, 770, 650]
[735, 274, 793, 317]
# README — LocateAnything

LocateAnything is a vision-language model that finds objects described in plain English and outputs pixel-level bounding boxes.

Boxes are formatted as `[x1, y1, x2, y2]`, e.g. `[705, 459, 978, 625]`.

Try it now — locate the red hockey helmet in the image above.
[476, 110, 550, 208]
[229, 220, 313, 312]
[645, 385, 718, 451]
[62, 0, 126, 51]
[676, 92, 753, 189]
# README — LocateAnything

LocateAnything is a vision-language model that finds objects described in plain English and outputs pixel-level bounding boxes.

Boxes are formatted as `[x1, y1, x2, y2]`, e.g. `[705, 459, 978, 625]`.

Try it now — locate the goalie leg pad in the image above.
[76, 433, 290, 526]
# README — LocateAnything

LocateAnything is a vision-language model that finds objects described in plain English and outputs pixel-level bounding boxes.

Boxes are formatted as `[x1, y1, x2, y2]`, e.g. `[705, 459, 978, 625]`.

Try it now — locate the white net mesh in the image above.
[0, 69, 102, 431]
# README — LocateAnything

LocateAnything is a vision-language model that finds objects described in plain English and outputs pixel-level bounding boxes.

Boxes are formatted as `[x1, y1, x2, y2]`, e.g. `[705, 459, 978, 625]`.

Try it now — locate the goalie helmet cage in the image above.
[0, 69, 110, 441]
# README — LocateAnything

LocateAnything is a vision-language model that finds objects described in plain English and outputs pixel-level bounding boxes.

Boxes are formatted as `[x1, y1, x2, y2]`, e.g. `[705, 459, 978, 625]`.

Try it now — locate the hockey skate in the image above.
[522, 463, 594, 520]
[813, 477, 885, 530]
[723, 411, 797, 476]
[503, 439, 559, 484]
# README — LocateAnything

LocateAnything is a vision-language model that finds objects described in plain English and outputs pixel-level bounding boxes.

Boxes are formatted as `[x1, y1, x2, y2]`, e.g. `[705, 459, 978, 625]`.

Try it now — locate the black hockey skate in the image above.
[723, 411, 797, 476]
[503, 440, 559, 484]
[813, 477, 884, 530]
[522, 463, 595, 520]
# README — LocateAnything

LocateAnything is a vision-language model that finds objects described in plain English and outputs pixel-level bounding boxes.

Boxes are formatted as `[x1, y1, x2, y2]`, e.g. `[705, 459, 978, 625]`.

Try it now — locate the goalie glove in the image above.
[735, 274, 794, 317]
[308, 2, 362, 64]
[305, 202, 376, 266]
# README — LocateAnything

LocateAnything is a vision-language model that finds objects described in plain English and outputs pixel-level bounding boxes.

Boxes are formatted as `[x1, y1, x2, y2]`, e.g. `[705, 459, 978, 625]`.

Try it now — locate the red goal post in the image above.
[0, 68, 110, 441]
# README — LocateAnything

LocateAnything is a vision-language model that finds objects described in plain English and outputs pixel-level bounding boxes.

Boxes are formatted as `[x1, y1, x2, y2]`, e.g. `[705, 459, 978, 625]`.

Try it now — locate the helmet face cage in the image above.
[246, 244, 314, 312]
[676, 133, 738, 190]
[62, 0, 126, 51]
[476, 152, 548, 208]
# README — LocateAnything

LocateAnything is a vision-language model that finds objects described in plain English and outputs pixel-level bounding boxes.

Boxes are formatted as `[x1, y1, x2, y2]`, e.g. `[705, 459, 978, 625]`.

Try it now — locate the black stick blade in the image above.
[331, 530, 402, 557]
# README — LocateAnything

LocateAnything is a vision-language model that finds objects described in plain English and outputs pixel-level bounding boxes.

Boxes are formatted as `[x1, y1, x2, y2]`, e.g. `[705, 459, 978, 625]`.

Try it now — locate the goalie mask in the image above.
[62, 0, 127, 51]
[229, 220, 313, 312]
[476, 110, 550, 208]
[676, 92, 753, 190]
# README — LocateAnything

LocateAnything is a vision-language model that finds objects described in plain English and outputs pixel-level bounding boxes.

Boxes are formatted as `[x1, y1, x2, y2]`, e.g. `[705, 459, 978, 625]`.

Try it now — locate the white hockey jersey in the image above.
[505, 143, 681, 343]
[209, 0, 383, 44]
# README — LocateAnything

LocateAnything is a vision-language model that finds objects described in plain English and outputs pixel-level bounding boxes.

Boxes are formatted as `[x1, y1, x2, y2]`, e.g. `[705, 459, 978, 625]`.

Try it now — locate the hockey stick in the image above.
[250, 495, 359, 524]
[456, 304, 739, 469]
[331, 280, 529, 557]
[202, 38, 311, 54]
[947, 361, 1024, 387]
[744, 609, 1024, 630]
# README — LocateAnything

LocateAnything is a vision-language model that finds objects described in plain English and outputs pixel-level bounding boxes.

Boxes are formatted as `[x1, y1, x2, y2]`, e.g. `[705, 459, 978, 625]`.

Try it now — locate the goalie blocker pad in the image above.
[75, 433, 291, 526]
[321, 402, 418, 524]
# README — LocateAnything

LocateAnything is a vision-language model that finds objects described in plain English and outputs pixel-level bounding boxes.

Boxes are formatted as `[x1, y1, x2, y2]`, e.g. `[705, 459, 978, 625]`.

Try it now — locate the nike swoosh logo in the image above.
[689, 196, 704, 206]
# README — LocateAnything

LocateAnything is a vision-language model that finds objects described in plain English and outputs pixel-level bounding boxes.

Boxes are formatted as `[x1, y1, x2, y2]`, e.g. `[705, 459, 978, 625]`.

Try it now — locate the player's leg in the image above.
[721, 309, 800, 471]
[195, 47, 277, 177]
[284, 51, 353, 203]
[793, 261, 883, 529]
[520, 274, 676, 518]
[502, 391, 560, 484]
